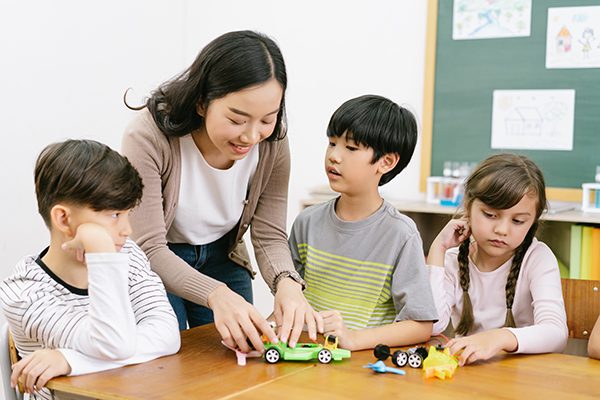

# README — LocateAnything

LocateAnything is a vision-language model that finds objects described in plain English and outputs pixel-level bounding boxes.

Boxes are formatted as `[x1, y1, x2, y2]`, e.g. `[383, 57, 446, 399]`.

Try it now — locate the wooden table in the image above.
[47, 324, 600, 399]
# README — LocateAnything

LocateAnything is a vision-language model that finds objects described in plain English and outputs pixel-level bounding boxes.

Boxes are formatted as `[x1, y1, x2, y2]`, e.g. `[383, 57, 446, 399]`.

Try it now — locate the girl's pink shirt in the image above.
[429, 238, 568, 353]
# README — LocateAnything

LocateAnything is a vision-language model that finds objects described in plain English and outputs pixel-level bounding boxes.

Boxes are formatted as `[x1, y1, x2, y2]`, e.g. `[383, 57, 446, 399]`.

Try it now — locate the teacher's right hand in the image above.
[207, 285, 278, 353]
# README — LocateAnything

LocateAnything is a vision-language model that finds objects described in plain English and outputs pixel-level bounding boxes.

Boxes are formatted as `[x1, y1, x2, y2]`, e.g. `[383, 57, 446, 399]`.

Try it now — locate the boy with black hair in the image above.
[0, 139, 180, 399]
[289, 95, 437, 351]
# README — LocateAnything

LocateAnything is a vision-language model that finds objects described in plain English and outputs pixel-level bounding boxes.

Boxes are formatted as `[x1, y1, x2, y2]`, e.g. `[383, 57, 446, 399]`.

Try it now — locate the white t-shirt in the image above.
[167, 135, 259, 245]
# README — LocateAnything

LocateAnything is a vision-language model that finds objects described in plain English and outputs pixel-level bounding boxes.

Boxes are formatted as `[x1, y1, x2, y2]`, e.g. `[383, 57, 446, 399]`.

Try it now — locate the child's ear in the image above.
[378, 153, 400, 174]
[49, 204, 74, 236]
[196, 103, 206, 117]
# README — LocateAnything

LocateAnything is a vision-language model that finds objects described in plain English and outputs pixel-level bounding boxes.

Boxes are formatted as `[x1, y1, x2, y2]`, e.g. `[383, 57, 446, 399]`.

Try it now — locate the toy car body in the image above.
[263, 335, 351, 364]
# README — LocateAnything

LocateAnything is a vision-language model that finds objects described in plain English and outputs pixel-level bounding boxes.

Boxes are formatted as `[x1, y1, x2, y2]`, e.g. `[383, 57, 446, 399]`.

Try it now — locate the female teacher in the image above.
[122, 30, 321, 353]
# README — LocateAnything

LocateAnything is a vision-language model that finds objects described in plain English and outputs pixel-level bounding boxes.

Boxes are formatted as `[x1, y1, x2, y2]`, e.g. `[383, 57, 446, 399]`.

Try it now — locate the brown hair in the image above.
[454, 153, 547, 336]
[35, 139, 143, 227]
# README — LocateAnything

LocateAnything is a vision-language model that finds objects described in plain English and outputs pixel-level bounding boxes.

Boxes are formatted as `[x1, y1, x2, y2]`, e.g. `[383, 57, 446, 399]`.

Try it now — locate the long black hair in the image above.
[131, 30, 287, 141]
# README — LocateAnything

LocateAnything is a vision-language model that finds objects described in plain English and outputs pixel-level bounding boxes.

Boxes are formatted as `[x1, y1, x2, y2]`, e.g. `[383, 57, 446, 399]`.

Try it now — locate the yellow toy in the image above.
[422, 346, 458, 380]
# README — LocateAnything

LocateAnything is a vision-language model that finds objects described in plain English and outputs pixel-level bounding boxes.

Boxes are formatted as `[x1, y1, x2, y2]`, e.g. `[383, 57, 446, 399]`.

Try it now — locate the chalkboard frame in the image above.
[419, 0, 600, 202]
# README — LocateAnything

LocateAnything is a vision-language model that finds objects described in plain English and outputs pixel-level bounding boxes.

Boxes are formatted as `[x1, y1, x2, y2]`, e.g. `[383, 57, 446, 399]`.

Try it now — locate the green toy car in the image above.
[263, 335, 351, 364]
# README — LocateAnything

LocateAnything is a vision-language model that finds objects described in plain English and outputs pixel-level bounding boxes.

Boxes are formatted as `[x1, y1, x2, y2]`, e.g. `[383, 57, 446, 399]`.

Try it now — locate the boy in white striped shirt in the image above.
[0, 139, 180, 399]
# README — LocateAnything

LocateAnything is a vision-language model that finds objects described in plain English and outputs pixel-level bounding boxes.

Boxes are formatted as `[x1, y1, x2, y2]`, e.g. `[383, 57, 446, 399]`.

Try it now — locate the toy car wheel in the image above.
[373, 344, 390, 361]
[265, 348, 281, 364]
[392, 350, 408, 367]
[408, 353, 423, 368]
[317, 349, 332, 364]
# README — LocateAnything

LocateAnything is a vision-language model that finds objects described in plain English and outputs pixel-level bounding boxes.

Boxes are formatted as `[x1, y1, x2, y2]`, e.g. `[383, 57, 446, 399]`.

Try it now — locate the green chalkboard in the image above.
[429, 0, 600, 192]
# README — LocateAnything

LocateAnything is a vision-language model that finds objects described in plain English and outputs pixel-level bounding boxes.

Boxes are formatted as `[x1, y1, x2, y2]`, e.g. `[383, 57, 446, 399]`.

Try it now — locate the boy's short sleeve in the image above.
[288, 217, 305, 278]
[391, 233, 439, 322]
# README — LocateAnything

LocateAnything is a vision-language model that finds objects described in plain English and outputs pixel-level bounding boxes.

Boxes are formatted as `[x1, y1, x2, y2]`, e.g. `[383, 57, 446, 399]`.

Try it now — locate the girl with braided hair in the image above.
[427, 153, 567, 366]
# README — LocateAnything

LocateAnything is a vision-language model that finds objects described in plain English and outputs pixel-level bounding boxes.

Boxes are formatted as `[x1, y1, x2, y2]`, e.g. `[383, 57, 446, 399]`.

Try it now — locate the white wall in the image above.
[0, 0, 428, 316]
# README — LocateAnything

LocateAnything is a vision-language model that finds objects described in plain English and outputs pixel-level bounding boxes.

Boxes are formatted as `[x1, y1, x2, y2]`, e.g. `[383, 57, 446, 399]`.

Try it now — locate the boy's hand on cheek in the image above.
[62, 223, 115, 256]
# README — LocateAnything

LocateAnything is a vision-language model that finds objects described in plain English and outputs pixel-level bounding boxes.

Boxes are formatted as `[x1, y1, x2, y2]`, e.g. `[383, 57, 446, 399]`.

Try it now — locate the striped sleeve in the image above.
[0, 259, 89, 352]
[0, 243, 179, 378]
[25, 253, 136, 360]
[64, 241, 180, 375]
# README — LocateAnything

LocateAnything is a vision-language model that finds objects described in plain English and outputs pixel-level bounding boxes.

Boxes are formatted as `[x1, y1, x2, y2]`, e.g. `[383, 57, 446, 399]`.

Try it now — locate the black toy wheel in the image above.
[265, 348, 281, 364]
[373, 344, 391, 360]
[318, 349, 332, 364]
[415, 346, 429, 360]
[392, 350, 408, 367]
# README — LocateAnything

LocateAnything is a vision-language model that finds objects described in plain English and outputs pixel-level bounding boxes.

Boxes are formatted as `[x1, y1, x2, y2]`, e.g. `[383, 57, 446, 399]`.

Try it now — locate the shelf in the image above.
[301, 196, 600, 225]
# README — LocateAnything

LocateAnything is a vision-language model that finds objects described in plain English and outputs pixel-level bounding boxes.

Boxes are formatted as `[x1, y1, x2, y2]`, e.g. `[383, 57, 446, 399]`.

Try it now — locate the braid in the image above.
[504, 225, 536, 328]
[455, 239, 474, 336]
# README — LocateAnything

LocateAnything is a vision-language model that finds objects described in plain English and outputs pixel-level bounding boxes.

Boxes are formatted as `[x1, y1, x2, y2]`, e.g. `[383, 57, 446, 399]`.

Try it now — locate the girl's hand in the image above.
[11, 349, 71, 393]
[319, 310, 355, 350]
[446, 329, 518, 366]
[427, 218, 470, 266]
[208, 285, 278, 353]
[273, 278, 323, 347]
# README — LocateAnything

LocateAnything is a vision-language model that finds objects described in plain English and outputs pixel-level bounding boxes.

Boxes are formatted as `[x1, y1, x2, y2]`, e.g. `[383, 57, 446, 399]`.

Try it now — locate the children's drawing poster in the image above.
[546, 6, 600, 69]
[491, 90, 575, 151]
[453, 0, 532, 40]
